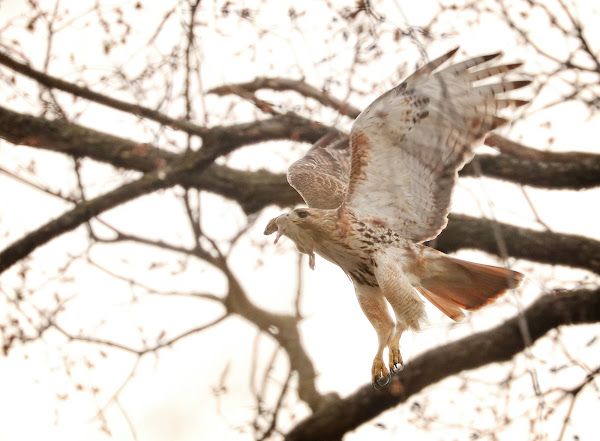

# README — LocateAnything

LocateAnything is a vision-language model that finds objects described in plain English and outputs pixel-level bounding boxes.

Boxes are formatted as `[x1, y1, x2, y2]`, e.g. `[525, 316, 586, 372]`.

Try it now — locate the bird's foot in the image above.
[389, 348, 404, 375]
[390, 361, 404, 374]
[372, 375, 390, 389]
[371, 358, 390, 389]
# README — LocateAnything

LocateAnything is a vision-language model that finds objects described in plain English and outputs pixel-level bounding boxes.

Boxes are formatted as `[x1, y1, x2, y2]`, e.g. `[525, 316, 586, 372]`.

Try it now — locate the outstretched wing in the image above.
[345, 48, 530, 242]
[287, 130, 350, 209]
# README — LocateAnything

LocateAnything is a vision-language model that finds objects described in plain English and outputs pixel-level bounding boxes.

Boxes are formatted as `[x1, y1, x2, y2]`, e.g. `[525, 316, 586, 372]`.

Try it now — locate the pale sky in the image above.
[0, 1, 599, 440]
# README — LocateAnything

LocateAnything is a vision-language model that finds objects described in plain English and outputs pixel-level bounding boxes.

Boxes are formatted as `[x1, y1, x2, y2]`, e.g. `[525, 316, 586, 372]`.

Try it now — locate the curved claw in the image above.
[372, 374, 391, 390]
[390, 362, 404, 375]
[388, 347, 404, 375]
[371, 357, 389, 388]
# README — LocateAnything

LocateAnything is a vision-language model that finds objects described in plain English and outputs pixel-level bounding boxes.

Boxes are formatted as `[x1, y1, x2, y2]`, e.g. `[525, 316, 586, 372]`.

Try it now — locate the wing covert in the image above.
[345, 49, 530, 242]
[287, 131, 351, 209]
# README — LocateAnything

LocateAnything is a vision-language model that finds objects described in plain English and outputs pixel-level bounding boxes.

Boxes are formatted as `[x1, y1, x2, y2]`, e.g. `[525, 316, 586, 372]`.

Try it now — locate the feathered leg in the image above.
[354, 284, 395, 386]
[374, 250, 427, 374]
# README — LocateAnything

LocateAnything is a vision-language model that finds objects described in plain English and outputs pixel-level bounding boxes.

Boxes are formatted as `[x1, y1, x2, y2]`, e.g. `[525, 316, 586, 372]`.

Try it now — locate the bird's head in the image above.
[264, 208, 319, 269]
[263, 208, 314, 246]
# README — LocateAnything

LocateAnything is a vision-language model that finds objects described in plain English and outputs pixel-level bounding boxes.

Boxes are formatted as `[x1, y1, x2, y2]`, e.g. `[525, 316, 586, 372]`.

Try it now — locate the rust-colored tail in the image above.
[416, 253, 523, 322]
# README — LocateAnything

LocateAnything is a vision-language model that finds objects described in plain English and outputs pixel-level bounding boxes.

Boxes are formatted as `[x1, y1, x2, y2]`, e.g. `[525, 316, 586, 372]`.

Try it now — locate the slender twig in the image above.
[0, 165, 78, 203]
[519, 186, 553, 232]
[0, 51, 210, 136]
[555, 0, 600, 73]
[258, 368, 294, 441]
[183, 189, 203, 249]
[87, 256, 224, 304]
[208, 76, 361, 119]
[50, 314, 227, 355]
[95, 357, 141, 441]
[556, 366, 600, 441]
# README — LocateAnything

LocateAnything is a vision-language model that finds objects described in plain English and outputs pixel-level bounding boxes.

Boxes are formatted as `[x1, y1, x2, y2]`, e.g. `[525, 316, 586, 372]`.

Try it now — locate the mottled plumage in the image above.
[264, 48, 526, 386]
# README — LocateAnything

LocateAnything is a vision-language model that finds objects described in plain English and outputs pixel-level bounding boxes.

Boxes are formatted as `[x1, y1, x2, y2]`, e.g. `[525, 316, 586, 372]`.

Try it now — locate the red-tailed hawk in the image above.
[264, 48, 526, 387]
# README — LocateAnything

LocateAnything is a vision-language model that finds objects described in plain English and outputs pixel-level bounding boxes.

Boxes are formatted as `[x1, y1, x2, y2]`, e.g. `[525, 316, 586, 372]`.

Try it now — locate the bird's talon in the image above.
[391, 362, 404, 374]
[388, 347, 404, 374]
[372, 374, 390, 389]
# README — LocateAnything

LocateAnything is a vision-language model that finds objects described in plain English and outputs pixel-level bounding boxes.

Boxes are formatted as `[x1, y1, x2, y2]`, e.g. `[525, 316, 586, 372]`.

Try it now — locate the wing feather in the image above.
[344, 49, 530, 242]
[287, 131, 350, 209]
[404, 47, 460, 80]
[463, 63, 522, 82]
[435, 52, 501, 76]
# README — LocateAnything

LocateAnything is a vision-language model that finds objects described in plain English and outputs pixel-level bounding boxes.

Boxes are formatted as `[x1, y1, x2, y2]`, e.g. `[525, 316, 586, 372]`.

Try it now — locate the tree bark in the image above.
[2, 106, 600, 274]
[285, 288, 600, 441]
[436, 214, 600, 275]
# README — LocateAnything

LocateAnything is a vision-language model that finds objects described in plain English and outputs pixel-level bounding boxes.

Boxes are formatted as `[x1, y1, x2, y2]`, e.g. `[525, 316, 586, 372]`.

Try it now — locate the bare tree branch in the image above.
[218, 264, 328, 412]
[208, 77, 362, 119]
[0, 169, 172, 274]
[463, 152, 600, 189]
[50, 314, 228, 355]
[2, 105, 599, 275]
[0, 104, 330, 165]
[2, 105, 599, 223]
[0, 108, 302, 273]
[2, 2, 599, 441]
[0, 105, 321, 213]
[436, 214, 600, 276]
[0, 50, 209, 136]
[285, 288, 600, 441]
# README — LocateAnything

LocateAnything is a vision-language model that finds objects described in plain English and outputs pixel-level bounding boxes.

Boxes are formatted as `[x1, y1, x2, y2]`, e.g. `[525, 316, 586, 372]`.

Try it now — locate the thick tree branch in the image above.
[436, 214, 600, 276]
[222, 269, 328, 412]
[0, 113, 287, 273]
[2, 105, 599, 219]
[0, 50, 209, 136]
[0, 105, 329, 165]
[0, 105, 317, 213]
[460, 153, 600, 189]
[484, 134, 598, 163]
[285, 288, 600, 441]
[460, 134, 600, 190]
[207, 77, 600, 190]
[2, 106, 599, 275]
[4, 54, 598, 192]
[0, 169, 172, 273]
[0, 104, 172, 168]
[89, 226, 327, 412]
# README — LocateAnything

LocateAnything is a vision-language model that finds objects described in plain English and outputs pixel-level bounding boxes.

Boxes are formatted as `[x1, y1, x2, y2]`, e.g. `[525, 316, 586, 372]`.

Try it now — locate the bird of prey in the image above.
[264, 48, 526, 386]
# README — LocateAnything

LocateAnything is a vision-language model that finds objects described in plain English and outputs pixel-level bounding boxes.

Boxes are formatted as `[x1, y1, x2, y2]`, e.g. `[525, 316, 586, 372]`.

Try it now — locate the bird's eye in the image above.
[296, 210, 309, 219]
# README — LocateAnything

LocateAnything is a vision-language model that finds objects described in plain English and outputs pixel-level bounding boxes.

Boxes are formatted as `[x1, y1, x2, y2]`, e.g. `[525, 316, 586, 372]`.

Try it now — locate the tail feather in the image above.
[416, 286, 466, 321]
[418, 253, 523, 321]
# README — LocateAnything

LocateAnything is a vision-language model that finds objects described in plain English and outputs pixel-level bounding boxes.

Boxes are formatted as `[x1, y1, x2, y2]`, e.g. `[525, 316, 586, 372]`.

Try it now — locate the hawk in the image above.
[264, 48, 526, 386]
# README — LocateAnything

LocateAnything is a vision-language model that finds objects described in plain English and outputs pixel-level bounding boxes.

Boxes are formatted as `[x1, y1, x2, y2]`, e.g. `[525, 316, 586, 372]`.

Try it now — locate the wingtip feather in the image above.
[408, 47, 461, 80]
[482, 51, 503, 62]
[446, 46, 460, 58]
[511, 80, 533, 90]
